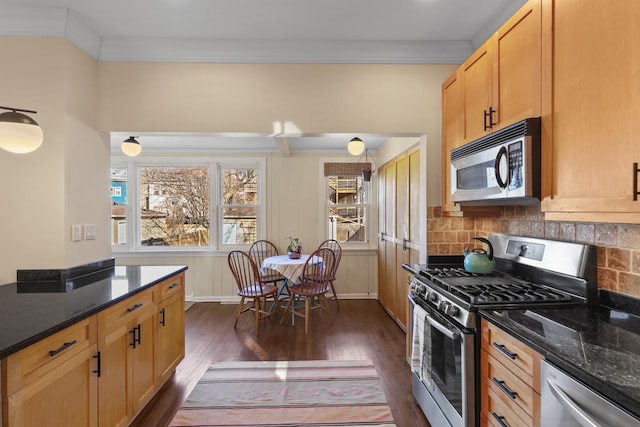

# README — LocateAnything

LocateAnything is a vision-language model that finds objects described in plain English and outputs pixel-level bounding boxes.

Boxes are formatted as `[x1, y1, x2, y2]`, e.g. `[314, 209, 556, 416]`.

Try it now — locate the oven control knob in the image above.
[427, 292, 439, 303]
[437, 300, 449, 312]
[444, 304, 459, 317]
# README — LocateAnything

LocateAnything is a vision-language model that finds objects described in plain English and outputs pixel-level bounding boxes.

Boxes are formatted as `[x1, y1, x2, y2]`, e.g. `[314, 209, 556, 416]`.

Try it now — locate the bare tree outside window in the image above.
[221, 168, 258, 244]
[139, 166, 210, 247]
[327, 175, 367, 243]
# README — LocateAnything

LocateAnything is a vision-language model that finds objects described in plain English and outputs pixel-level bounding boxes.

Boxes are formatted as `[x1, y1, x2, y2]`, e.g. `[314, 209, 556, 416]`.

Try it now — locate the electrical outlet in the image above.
[84, 224, 97, 240]
[71, 225, 82, 242]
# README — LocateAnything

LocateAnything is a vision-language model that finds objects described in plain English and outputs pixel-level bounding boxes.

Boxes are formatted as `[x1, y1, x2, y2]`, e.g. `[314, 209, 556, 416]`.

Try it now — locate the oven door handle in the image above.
[426, 315, 460, 340]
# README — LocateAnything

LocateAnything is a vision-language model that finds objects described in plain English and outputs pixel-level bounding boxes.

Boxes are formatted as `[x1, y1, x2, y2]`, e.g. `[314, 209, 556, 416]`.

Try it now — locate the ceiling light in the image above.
[0, 106, 43, 154]
[348, 137, 365, 156]
[121, 136, 142, 157]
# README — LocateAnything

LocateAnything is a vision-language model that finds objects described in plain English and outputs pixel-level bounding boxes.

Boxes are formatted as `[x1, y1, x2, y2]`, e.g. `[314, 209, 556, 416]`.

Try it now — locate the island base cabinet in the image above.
[1, 317, 98, 427]
[97, 287, 156, 427]
[156, 274, 185, 383]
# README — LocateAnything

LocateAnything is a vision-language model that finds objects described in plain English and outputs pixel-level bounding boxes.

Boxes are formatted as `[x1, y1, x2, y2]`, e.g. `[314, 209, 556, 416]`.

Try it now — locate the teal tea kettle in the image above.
[463, 237, 495, 274]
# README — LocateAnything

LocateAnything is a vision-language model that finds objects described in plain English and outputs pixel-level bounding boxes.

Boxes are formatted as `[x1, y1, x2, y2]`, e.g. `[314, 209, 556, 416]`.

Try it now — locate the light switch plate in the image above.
[84, 224, 97, 240]
[71, 225, 82, 242]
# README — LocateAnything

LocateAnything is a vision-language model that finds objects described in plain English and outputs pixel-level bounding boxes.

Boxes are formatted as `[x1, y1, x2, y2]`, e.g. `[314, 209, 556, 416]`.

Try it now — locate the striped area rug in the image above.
[169, 359, 396, 426]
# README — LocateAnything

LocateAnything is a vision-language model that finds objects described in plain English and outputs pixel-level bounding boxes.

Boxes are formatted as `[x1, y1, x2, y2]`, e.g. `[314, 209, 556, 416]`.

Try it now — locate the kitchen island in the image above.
[0, 263, 187, 427]
[481, 293, 640, 422]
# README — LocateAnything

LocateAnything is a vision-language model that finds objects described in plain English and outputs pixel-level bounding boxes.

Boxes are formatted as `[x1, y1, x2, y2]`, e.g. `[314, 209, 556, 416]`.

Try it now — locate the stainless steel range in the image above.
[405, 234, 598, 427]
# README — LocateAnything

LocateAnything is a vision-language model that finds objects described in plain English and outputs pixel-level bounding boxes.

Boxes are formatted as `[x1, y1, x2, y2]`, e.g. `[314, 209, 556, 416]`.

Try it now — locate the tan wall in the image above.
[427, 204, 640, 299]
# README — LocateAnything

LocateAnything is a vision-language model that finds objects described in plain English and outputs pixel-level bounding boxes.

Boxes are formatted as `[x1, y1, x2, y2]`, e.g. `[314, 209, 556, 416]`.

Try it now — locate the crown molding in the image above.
[0, 6, 472, 64]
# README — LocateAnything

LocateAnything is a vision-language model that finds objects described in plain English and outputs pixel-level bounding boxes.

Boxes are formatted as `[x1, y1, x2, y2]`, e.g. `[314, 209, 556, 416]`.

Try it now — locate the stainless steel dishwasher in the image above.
[541, 360, 640, 426]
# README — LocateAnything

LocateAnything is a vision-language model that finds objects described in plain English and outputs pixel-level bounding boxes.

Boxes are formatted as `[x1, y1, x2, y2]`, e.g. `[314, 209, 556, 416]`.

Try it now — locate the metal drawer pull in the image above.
[493, 342, 518, 360]
[491, 412, 508, 427]
[93, 352, 101, 377]
[127, 303, 143, 312]
[492, 377, 517, 400]
[160, 308, 166, 326]
[168, 283, 179, 289]
[49, 340, 77, 357]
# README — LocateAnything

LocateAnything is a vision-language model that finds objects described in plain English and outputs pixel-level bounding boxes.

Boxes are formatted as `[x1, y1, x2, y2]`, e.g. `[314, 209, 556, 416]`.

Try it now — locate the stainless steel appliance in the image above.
[541, 360, 640, 426]
[406, 234, 598, 427]
[450, 118, 541, 205]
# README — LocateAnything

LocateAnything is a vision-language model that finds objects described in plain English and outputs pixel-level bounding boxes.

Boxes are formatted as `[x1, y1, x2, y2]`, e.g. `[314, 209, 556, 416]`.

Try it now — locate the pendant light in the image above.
[121, 136, 142, 157]
[347, 137, 365, 156]
[0, 106, 44, 154]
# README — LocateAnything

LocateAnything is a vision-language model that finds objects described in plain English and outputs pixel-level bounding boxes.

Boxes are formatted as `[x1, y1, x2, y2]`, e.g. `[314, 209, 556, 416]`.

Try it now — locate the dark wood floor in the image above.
[130, 300, 430, 427]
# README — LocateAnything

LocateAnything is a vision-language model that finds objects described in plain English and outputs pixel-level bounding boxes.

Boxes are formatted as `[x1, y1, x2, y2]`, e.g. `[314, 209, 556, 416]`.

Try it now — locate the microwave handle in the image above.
[494, 146, 509, 189]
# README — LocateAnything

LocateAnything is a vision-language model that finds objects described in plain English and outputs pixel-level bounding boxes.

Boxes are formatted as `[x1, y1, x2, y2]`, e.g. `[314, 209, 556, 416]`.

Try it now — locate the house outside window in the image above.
[111, 157, 264, 252]
[324, 162, 371, 245]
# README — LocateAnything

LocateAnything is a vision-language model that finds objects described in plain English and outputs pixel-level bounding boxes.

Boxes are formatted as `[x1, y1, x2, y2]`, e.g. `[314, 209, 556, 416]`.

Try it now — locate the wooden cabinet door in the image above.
[492, 0, 541, 130]
[131, 306, 156, 414]
[98, 318, 130, 427]
[6, 347, 98, 427]
[156, 291, 185, 383]
[461, 41, 493, 143]
[442, 71, 464, 214]
[541, 0, 640, 223]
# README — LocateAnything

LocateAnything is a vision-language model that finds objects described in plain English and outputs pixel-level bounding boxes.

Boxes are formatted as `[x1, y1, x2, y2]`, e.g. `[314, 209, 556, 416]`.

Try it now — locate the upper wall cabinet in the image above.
[540, 0, 640, 223]
[461, 0, 542, 144]
[441, 71, 463, 214]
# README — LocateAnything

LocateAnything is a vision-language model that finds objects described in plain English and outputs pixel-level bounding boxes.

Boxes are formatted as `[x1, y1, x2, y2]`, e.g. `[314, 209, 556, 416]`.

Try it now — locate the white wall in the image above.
[0, 38, 110, 284]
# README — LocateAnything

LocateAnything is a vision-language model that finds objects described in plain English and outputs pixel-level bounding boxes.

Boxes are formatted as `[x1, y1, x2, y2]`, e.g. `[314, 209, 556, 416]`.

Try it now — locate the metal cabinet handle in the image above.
[492, 412, 508, 427]
[492, 377, 517, 400]
[484, 107, 497, 131]
[168, 282, 179, 290]
[160, 308, 166, 326]
[127, 303, 143, 312]
[492, 342, 518, 360]
[130, 324, 141, 348]
[48, 340, 77, 357]
[93, 352, 101, 377]
[634, 162, 639, 201]
[402, 238, 408, 251]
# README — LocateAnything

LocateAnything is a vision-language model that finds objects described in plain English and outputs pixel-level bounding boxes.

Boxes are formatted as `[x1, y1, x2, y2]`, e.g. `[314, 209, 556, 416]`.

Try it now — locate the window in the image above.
[326, 174, 368, 243]
[139, 166, 210, 247]
[111, 158, 264, 251]
[220, 166, 259, 245]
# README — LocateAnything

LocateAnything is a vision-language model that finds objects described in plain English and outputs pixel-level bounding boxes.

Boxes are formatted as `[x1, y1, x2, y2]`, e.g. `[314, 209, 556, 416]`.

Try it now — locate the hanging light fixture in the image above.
[0, 106, 43, 154]
[347, 137, 365, 156]
[121, 136, 142, 157]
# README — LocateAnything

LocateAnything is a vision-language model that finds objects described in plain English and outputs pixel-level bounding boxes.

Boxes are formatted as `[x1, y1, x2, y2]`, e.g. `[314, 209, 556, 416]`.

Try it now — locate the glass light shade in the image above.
[348, 137, 365, 156]
[0, 111, 44, 154]
[121, 137, 142, 157]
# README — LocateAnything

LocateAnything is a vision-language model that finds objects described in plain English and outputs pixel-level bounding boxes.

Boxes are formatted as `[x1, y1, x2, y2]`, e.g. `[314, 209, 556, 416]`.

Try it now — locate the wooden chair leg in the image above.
[304, 297, 310, 334]
[280, 295, 294, 325]
[329, 281, 339, 309]
[254, 298, 261, 335]
[234, 296, 245, 328]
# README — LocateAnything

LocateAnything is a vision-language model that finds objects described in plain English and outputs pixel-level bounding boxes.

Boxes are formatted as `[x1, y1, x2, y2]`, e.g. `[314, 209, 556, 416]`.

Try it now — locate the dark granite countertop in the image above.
[0, 265, 187, 360]
[481, 304, 640, 419]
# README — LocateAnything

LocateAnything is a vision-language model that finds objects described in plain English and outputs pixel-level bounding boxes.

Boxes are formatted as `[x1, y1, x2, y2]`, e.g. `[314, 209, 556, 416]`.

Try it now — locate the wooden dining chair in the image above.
[280, 247, 336, 334]
[249, 240, 286, 286]
[228, 250, 280, 335]
[319, 239, 342, 307]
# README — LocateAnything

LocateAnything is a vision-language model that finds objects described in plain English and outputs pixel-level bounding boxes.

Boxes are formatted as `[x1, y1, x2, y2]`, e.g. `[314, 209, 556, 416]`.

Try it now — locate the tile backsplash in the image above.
[427, 203, 640, 299]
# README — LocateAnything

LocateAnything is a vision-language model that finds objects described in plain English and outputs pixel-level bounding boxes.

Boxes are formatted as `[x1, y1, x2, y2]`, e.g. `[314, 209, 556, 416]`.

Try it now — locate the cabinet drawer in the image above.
[481, 319, 542, 391]
[158, 272, 184, 301]
[481, 349, 539, 417]
[3, 316, 97, 395]
[482, 385, 532, 427]
[101, 287, 155, 329]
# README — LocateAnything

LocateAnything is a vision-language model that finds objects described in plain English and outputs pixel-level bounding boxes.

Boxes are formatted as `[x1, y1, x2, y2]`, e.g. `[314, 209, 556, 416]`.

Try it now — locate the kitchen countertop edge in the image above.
[0, 265, 188, 360]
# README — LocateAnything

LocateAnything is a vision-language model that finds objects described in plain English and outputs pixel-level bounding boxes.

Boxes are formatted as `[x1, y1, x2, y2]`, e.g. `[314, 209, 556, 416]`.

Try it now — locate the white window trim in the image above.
[111, 156, 265, 254]
[318, 157, 377, 250]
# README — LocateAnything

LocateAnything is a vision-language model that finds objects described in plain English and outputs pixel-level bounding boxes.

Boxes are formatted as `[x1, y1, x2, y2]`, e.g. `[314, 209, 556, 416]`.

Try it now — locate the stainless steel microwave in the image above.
[450, 117, 541, 205]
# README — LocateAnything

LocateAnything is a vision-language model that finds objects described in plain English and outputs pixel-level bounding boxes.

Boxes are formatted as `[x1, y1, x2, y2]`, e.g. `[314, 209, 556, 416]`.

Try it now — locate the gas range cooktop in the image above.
[406, 234, 599, 327]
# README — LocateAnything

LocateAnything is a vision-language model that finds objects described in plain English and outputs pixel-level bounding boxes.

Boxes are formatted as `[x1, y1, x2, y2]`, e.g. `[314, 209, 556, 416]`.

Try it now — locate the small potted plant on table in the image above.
[287, 237, 302, 259]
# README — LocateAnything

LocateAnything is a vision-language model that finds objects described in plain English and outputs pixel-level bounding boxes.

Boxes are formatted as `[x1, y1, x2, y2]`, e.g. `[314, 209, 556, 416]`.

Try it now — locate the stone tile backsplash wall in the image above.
[427, 204, 640, 299]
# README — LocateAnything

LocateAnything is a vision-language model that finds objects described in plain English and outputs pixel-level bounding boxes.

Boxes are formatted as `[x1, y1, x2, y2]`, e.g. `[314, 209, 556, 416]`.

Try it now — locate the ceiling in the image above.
[1, 0, 526, 154]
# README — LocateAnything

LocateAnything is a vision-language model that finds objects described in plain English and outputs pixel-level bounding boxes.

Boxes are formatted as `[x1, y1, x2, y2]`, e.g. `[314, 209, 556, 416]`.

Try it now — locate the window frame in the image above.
[319, 158, 374, 249]
[111, 156, 265, 254]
